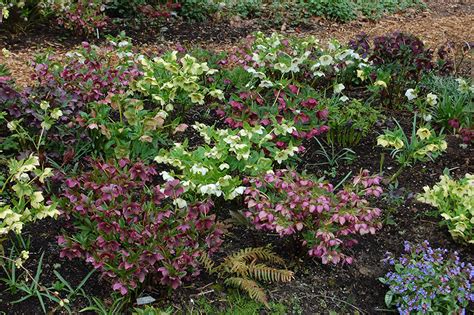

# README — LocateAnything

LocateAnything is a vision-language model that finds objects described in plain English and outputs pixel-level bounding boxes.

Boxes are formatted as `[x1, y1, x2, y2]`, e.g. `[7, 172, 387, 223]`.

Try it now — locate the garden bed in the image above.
[0, 1, 473, 314]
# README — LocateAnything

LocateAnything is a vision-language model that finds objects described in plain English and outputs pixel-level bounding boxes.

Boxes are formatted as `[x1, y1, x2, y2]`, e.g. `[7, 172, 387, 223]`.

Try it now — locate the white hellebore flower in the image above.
[423, 114, 432, 122]
[259, 80, 273, 88]
[455, 78, 473, 94]
[199, 183, 222, 197]
[333, 83, 345, 94]
[190, 164, 209, 175]
[228, 186, 246, 199]
[405, 88, 417, 101]
[426, 93, 438, 106]
[173, 198, 187, 209]
[160, 171, 174, 181]
[319, 55, 334, 66]
[219, 163, 230, 170]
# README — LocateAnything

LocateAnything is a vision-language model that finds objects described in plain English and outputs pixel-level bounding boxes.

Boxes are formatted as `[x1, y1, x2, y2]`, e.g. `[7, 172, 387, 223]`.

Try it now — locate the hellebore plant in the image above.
[214, 84, 330, 149]
[0, 154, 59, 242]
[349, 32, 453, 106]
[377, 114, 447, 182]
[380, 241, 474, 314]
[220, 32, 367, 85]
[79, 94, 173, 160]
[59, 159, 224, 295]
[154, 122, 301, 200]
[243, 169, 383, 264]
[326, 98, 382, 147]
[3, 34, 141, 159]
[418, 173, 474, 244]
[134, 50, 223, 115]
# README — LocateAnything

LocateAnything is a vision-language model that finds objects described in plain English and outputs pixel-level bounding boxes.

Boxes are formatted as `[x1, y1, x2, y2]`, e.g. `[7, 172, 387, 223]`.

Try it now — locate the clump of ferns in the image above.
[199, 246, 294, 307]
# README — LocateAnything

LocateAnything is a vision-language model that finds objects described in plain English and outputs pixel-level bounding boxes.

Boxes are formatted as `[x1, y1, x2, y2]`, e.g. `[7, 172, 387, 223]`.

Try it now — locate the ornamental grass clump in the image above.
[243, 169, 383, 264]
[59, 159, 224, 295]
[380, 241, 474, 314]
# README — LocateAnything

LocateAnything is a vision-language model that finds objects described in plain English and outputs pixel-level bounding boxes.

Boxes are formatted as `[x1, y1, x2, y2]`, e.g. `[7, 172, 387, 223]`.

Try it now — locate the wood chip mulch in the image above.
[0, 0, 472, 87]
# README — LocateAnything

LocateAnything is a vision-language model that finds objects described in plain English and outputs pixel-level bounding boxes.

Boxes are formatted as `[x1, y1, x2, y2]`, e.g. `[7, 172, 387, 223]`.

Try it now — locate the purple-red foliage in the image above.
[59, 159, 224, 295]
[349, 32, 453, 78]
[4, 41, 141, 154]
[243, 169, 383, 265]
[215, 85, 329, 150]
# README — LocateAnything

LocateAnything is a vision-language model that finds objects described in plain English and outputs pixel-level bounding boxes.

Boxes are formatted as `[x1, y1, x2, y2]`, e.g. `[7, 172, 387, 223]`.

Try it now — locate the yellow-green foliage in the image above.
[135, 51, 224, 112]
[0, 155, 59, 251]
[199, 247, 294, 307]
[418, 173, 474, 244]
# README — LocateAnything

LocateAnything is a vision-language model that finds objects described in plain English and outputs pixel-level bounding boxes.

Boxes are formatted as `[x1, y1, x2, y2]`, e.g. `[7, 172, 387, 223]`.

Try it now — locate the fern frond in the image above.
[197, 252, 216, 274]
[246, 263, 294, 283]
[221, 258, 249, 277]
[224, 277, 269, 308]
[238, 247, 286, 265]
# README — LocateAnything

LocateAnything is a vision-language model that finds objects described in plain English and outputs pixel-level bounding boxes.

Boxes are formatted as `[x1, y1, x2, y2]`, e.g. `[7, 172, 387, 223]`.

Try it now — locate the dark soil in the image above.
[0, 218, 109, 314]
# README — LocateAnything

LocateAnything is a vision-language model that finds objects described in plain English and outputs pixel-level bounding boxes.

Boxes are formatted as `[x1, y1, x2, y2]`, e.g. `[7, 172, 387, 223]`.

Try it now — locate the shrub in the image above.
[52, 0, 109, 34]
[243, 169, 383, 264]
[59, 159, 224, 295]
[354, 0, 424, 21]
[305, 0, 357, 22]
[417, 173, 474, 244]
[0, 0, 52, 29]
[380, 241, 474, 314]
[178, 0, 218, 21]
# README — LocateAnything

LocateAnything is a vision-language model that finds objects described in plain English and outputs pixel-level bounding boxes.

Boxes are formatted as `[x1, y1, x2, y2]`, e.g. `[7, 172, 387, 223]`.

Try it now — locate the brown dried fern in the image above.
[198, 247, 294, 308]
[224, 277, 269, 308]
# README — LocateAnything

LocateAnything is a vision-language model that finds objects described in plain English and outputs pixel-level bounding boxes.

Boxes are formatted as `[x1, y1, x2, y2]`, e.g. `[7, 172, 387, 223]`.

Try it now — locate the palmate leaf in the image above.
[224, 277, 269, 308]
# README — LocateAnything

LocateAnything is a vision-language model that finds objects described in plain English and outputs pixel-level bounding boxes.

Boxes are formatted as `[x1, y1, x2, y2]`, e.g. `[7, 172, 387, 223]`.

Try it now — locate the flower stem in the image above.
[390, 165, 406, 183]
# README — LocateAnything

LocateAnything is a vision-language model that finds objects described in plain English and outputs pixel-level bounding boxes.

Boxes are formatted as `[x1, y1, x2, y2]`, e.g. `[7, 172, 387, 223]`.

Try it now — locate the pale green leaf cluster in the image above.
[135, 51, 223, 111]
[418, 173, 474, 243]
[0, 155, 59, 236]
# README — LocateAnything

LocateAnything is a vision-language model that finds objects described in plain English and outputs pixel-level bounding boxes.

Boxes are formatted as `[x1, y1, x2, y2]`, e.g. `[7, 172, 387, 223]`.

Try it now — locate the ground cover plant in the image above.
[0, 23, 473, 314]
[380, 241, 474, 314]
